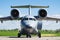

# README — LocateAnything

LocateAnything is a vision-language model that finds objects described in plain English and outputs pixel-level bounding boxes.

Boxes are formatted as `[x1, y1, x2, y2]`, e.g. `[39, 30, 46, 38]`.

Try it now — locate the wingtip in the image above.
[48, 6, 49, 8]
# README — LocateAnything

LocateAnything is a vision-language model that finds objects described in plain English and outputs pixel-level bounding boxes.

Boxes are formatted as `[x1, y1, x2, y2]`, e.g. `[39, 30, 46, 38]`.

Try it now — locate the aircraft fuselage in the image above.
[20, 15, 42, 34]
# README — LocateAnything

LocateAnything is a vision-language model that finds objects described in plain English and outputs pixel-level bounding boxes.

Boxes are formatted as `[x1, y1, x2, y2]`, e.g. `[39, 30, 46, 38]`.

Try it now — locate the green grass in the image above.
[0, 30, 60, 36]
[41, 30, 60, 37]
[55, 33, 60, 36]
[0, 30, 18, 36]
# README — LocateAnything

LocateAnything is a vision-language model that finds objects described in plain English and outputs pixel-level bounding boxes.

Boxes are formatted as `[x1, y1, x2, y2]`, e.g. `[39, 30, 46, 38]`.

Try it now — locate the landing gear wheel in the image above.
[26, 34, 31, 38]
[38, 32, 41, 38]
[18, 33, 21, 38]
[26, 33, 31, 38]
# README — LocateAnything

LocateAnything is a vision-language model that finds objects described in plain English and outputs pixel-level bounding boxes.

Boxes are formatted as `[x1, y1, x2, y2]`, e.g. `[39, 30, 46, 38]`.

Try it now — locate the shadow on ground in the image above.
[9, 36, 27, 38]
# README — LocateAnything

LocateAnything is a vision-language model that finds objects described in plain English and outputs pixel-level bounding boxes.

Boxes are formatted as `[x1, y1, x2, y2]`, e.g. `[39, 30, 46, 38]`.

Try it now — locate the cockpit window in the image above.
[29, 18, 36, 21]
[22, 18, 36, 21]
[23, 18, 28, 20]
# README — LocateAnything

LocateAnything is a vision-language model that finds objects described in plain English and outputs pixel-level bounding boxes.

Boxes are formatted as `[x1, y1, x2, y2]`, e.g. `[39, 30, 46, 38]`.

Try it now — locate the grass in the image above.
[0, 29, 60, 36]
[42, 33, 60, 37]
[0, 30, 18, 36]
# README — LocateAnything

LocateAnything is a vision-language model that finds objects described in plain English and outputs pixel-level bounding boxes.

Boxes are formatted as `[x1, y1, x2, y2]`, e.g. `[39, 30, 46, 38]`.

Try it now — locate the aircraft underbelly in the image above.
[21, 28, 37, 34]
[27, 28, 37, 34]
[20, 19, 42, 34]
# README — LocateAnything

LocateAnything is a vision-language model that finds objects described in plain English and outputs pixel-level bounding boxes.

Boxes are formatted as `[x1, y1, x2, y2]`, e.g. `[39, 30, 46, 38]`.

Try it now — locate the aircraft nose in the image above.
[21, 21, 32, 28]
[25, 25, 32, 28]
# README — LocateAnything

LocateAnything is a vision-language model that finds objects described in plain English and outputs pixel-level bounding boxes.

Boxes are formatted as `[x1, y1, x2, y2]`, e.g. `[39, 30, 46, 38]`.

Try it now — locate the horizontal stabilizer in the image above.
[11, 5, 49, 8]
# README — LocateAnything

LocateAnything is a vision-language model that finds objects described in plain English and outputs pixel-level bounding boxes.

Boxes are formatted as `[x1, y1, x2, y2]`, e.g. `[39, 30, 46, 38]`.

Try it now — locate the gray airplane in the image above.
[0, 5, 60, 38]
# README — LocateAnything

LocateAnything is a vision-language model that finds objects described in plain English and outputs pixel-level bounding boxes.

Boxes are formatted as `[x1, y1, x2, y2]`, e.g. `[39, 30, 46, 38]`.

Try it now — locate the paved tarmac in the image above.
[0, 36, 60, 40]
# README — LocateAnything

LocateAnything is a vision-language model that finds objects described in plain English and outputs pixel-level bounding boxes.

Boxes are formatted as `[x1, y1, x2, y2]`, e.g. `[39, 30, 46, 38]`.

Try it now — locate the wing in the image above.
[0, 16, 11, 23]
[34, 16, 60, 23]
[46, 17, 60, 23]
[0, 16, 11, 20]
[11, 5, 49, 8]
[0, 16, 22, 23]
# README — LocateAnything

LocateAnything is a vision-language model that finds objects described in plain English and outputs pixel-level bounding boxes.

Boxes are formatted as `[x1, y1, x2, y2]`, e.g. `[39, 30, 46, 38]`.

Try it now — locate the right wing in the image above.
[0, 16, 11, 20]
[0, 16, 11, 23]
[0, 16, 22, 23]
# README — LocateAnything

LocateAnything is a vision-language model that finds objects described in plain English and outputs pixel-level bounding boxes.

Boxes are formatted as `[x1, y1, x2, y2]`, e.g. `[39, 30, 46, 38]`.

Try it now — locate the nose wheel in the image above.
[26, 33, 31, 38]
[18, 33, 31, 38]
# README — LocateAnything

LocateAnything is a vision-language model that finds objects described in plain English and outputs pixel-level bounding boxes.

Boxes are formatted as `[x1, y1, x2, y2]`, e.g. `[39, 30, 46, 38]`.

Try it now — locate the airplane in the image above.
[0, 5, 60, 38]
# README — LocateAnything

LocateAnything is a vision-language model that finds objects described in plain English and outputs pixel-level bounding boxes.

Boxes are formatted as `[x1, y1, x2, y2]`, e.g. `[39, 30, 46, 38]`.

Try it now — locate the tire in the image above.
[26, 34, 31, 38]
[26, 32, 31, 38]
[38, 32, 41, 38]
[18, 33, 21, 38]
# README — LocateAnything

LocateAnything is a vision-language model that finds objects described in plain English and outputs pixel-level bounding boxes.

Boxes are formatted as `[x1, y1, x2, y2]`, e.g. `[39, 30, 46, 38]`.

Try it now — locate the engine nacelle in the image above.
[11, 9, 19, 19]
[38, 9, 47, 18]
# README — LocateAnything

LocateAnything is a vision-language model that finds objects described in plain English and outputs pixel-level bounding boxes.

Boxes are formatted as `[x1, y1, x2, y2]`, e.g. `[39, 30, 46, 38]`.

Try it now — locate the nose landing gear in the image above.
[26, 32, 31, 38]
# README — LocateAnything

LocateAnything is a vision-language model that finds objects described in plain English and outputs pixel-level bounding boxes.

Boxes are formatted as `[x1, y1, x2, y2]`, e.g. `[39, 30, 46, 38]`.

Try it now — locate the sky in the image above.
[0, 0, 60, 30]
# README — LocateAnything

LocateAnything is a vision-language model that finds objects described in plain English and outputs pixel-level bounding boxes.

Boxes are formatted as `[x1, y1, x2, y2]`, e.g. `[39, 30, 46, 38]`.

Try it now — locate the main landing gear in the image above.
[18, 29, 41, 38]
[38, 32, 41, 38]
[18, 32, 41, 38]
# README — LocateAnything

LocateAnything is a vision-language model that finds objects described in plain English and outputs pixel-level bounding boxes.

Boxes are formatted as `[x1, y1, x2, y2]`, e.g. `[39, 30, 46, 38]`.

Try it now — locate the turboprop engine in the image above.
[11, 9, 19, 19]
[38, 9, 47, 18]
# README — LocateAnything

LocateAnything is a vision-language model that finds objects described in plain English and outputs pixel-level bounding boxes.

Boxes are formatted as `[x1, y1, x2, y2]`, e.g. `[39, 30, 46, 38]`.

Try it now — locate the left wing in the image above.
[34, 16, 60, 23]
[46, 17, 60, 23]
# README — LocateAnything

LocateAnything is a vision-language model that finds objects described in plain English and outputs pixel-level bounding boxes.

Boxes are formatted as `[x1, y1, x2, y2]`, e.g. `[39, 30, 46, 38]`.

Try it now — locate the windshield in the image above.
[22, 18, 36, 21]
[23, 18, 28, 20]
[29, 18, 36, 21]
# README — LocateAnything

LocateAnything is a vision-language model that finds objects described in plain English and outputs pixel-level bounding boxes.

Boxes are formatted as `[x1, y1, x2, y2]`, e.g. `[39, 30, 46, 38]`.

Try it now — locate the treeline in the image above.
[0, 28, 18, 32]
[41, 29, 60, 34]
[0, 29, 60, 34]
